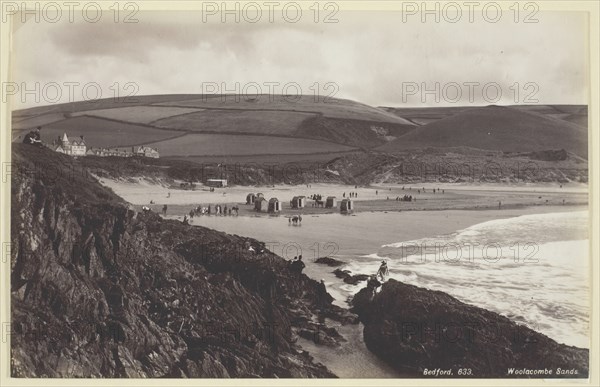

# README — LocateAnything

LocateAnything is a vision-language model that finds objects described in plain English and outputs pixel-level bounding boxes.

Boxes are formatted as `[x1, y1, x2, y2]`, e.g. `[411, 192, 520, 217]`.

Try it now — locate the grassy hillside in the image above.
[143, 133, 357, 157]
[155, 94, 413, 123]
[378, 105, 588, 157]
[21, 116, 183, 148]
[12, 94, 415, 160]
[72, 106, 204, 124]
[13, 97, 587, 162]
[382, 104, 588, 129]
[152, 109, 316, 135]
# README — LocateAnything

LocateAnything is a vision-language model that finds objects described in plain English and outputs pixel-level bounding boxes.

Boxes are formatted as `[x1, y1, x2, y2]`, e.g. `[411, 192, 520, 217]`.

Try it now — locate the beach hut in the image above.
[256, 193, 264, 199]
[254, 197, 268, 212]
[268, 198, 281, 213]
[246, 193, 256, 205]
[291, 196, 306, 209]
[325, 196, 337, 208]
[206, 178, 227, 188]
[340, 199, 353, 213]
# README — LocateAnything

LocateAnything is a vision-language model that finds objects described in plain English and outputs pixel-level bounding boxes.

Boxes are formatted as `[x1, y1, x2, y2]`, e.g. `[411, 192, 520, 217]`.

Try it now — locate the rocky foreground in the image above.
[351, 279, 589, 378]
[10, 144, 356, 377]
[10, 144, 589, 379]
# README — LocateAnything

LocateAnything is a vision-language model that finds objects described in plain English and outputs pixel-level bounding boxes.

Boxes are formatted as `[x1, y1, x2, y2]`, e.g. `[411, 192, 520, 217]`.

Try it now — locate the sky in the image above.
[8, 8, 589, 109]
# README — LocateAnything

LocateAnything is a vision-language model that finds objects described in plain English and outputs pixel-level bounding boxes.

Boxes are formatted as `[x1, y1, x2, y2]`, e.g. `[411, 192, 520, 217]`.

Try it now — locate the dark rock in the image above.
[10, 144, 344, 378]
[332, 269, 370, 285]
[314, 257, 345, 267]
[352, 279, 589, 378]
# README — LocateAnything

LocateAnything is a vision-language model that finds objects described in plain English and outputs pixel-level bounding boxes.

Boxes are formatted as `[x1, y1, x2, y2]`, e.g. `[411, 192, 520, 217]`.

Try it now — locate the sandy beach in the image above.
[101, 178, 588, 217]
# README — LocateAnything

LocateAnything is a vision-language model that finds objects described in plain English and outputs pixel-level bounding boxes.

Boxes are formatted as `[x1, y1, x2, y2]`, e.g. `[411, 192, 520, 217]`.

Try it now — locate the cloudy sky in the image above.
[9, 8, 588, 109]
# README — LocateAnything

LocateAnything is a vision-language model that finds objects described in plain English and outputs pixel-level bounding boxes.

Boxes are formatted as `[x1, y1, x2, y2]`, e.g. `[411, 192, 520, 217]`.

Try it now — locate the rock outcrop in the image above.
[351, 279, 588, 378]
[10, 144, 347, 377]
[314, 257, 345, 267]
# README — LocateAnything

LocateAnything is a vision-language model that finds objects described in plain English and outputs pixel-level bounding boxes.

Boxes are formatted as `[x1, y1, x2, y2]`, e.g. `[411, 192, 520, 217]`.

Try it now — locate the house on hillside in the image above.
[86, 147, 134, 157]
[52, 133, 87, 156]
[254, 197, 268, 212]
[135, 146, 160, 158]
[268, 198, 281, 213]
[325, 196, 337, 208]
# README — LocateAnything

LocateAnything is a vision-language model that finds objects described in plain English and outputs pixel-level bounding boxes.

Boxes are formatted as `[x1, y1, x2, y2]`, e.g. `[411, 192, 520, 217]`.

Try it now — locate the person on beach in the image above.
[377, 260, 389, 282]
[162, 204, 168, 215]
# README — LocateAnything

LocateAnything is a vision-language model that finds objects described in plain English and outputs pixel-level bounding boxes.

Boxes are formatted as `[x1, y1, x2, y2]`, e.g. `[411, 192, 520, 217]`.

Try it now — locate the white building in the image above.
[135, 146, 160, 158]
[53, 133, 87, 156]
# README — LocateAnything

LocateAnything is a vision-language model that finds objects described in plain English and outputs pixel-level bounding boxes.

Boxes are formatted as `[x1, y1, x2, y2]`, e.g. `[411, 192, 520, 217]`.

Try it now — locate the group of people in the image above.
[342, 192, 358, 198]
[416, 187, 445, 194]
[151, 202, 240, 221]
[188, 204, 240, 218]
[289, 255, 305, 274]
[289, 215, 302, 225]
[395, 195, 414, 202]
[365, 260, 390, 293]
[22, 126, 43, 147]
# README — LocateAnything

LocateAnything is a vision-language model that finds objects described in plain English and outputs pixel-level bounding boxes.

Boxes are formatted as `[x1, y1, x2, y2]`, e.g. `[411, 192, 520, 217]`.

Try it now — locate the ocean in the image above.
[189, 208, 590, 349]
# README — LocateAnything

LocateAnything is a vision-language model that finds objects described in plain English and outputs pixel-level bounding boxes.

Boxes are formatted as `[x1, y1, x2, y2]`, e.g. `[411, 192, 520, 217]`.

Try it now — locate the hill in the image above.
[12, 95, 416, 159]
[381, 104, 588, 129]
[378, 105, 588, 157]
[11, 144, 355, 377]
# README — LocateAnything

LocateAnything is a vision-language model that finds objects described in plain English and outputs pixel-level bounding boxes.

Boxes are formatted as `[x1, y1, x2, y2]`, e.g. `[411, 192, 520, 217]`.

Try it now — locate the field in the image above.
[11, 94, 204, 118]
[11, 112, 68, 131]
[153, 109, 316, 135]
[40, 116, 181, 148]
[155, 94, 412, 124]
[144, 133, 358, 156]
[72, 106, 204, 124]
[167, 150, 362, 165]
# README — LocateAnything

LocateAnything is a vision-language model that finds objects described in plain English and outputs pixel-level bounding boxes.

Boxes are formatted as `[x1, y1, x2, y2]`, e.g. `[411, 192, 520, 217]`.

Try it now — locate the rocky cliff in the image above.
[351, 279, 589, 378]
[10, 144, 350, 377]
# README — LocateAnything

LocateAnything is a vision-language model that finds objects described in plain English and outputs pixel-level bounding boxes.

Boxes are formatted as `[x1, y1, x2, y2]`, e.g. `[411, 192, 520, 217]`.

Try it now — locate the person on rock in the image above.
[290, 255, 305, 274]
[377, 260, 389, 282]
[367, 275, 382, 293]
